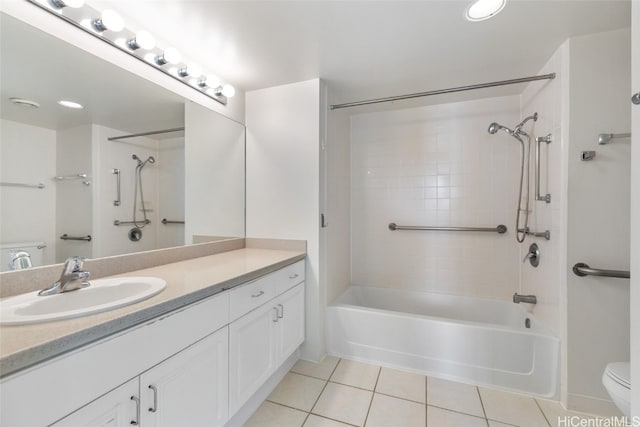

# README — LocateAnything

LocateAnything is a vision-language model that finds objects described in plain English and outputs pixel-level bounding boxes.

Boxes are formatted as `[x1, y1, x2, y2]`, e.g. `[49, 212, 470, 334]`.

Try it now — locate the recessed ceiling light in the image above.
[58, 100, 84, 109]
[10, 98, 40, 108]
[465, 0, 506, 21]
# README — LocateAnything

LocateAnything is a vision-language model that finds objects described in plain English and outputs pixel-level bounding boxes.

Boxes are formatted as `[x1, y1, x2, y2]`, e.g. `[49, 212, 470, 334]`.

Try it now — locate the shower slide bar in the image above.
[161, 218, 185, 224]
[572, 263, 630, 279]
[60, 234, 92, 242]
[1, 182, 45, 189]
[389, 223, 507, 234]
[113, 219, 151, 226]
[330, 73, 556, 110]
[107, 127, 185, 141]
[597, 133, 631, 145]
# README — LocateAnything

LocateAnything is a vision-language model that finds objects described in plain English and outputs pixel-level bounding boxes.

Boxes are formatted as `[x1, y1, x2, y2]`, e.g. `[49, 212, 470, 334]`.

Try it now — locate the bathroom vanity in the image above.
[0, 243, 306, 426]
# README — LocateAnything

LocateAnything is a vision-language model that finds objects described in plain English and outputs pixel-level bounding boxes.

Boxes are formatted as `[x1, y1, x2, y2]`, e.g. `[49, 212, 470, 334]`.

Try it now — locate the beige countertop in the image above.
[0, 247, 305, 379]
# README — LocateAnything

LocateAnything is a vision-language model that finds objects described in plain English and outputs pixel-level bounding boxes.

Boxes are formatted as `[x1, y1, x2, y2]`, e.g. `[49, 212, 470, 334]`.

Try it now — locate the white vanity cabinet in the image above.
[229, 281, 305, 414]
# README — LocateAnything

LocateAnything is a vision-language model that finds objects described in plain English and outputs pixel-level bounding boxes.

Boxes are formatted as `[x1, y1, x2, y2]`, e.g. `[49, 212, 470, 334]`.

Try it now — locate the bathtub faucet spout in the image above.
[513, 293, 537, 304]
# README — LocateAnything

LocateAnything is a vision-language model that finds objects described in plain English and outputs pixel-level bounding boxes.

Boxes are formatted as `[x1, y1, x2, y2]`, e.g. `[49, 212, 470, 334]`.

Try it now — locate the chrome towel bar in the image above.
[161, 218, 185, 224]
[572, 263, 630, 279]
[60, 234, 92, 242]
[389, 223, 507, 234]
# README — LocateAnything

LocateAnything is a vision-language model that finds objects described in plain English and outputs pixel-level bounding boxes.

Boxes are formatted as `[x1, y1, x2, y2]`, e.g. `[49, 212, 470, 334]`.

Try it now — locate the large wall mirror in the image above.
[0, 12, 245, 272]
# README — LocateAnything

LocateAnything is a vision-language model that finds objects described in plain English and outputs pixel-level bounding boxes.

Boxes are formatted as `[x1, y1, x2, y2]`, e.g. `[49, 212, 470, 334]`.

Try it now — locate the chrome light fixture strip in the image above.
[25, 0, 228, 106]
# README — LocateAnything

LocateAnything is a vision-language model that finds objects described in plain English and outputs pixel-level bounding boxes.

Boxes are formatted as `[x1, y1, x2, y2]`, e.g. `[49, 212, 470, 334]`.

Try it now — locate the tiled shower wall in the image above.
[351, 96, 524, 300]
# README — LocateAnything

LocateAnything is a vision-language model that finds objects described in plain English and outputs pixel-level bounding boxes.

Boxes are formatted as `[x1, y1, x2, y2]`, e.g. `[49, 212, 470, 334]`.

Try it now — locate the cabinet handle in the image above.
[148, 385, 158, 413]
[273, 307, 279, 322]
[289, 273, 299, 279]
[130, 396, 140, 425]
[251, 290, 265, 298]
[277, 303, 284, 319]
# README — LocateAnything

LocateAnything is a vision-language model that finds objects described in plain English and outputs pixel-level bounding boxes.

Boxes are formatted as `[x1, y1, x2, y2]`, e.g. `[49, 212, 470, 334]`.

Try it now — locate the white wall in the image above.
[326, 90, 352, 304]
[565, 29, 631, 414]
[0, 119, 57, 268]
[158, 136, 185, 249]
[629, 2, 639, 417]
[184, 102, 245, 242]
[56, 125, 94, 262]
[246, 79, 323, 361]
[350, 96, 522, 300]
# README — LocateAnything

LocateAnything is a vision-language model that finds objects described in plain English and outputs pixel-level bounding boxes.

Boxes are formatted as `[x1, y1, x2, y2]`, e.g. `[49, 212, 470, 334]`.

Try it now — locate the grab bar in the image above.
[1, 181, 45, 189]
[389, 223, 507, 234]
[598, 133, 631, 145]
[572, 263, 630, 279]
[113, 219, 151, 226]
[54, 173, 91, 185]
[112, 168, 121, 206]
[518, 228, 551, 240]
[161, 218, 185, 224]
[60, 234, 92, 242]
[535, 134, 552, 203]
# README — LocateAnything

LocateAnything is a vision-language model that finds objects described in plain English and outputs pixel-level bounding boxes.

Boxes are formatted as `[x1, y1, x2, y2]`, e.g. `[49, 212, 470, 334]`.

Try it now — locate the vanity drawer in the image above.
[229, 275, 276, 321]
[275, 260, 305, 294]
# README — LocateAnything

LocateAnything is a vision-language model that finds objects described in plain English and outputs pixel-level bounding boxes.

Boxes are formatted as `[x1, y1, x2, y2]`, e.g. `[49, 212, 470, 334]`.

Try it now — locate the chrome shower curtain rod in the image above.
[329, 73, 556, 110]
[107, 127, 185, 141]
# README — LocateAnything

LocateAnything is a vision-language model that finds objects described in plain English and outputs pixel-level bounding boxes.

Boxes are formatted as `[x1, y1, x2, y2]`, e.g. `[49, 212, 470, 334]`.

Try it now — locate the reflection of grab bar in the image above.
[572, 263, 630, 279]
[389, 223, 507, 234]
[161, 218, 185, 224]
[598, 133, 631, 145]
[535, 134, 552, 203]
[518, 228, 551, 240]
[54, 173, 91, 185]
[1, 181, 45, 189]
[114, 219, 151, 226]
[60, 234, 92, 242]
[112, 168, 121, 206]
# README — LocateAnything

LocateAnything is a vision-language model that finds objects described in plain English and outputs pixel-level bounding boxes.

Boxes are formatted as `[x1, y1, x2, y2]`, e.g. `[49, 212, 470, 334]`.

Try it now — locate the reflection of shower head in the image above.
[488, 122, 513, 135]
[132, 154, 156, 168]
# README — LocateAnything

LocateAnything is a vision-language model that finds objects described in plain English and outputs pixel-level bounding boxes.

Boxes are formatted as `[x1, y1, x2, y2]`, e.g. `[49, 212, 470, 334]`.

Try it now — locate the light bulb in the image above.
[221, 84, 236, 98]
[92, 9, 124, 32]
[128, 30, 155, 50]
[49, 0, 85, 8]
[465, 0, 506, 21]
[155, 47, 181, 66]
[205, 74, 220, 88]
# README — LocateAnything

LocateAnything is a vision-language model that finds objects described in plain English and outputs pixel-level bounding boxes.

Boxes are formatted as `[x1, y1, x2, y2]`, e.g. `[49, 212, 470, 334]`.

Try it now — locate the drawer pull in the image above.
[277, 304, 284, 318]
[289, 273, 299, 279]
[251, 290, 265, 298]
[130, 396, 140, 425]
[273, 307, 279, 322]
[148, 385, 158, 413]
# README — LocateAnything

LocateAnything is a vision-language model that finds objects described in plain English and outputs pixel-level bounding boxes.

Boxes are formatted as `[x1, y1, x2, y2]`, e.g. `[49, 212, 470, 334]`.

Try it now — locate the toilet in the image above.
[602, 362, 630, 417]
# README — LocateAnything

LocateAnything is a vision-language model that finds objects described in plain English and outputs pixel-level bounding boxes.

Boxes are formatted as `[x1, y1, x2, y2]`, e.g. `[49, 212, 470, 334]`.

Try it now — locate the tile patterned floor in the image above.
[244, 357, 603, 427]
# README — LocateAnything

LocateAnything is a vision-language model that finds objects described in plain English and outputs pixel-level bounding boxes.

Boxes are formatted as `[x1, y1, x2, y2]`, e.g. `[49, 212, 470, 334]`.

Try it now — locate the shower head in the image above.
[132, 154, 156, 167]
[488, 122, 513, 135]
[143, 156, 156, 166]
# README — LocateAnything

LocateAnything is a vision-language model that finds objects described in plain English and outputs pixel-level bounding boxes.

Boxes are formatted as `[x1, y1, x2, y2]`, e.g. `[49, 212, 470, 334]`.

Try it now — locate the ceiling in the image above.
[89, 0, 631, 106]
[0, 13, 185, 133]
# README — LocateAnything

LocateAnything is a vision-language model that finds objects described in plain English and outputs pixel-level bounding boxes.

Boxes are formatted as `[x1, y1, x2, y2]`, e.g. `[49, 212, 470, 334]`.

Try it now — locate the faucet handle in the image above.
[63, 256, 87, 273]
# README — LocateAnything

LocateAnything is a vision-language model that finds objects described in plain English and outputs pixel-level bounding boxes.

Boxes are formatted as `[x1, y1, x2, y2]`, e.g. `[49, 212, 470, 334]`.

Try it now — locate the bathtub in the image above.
[327, 286, 560, 399]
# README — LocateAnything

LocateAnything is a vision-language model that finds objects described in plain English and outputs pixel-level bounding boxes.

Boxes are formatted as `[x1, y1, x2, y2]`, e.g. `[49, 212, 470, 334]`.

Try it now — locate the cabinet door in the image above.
[229, 302, 278, 415]
[50, 378, 139, 427]
[140, 327, 229, 427]
[276, 283, 306, 364]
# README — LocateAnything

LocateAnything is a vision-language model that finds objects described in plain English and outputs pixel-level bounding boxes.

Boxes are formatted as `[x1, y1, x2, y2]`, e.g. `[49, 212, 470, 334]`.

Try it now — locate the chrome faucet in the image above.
[513, 293, 537, 304]
[9, 251, 32, 271]
[38, 256, 90, 296]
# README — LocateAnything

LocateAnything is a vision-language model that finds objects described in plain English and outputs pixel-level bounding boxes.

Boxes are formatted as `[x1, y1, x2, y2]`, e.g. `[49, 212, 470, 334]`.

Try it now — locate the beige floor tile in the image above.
[292, 356, 341, 380]
[479, 387, 549, 427]
[245, 401, 308, 427]
[304, 414, 354, 427]
[375, 367, 426, 403]
[268, 372, 327, 411]
[427, 406, 488, 427]
[427, 376, 485, 418]
[535, 399, 599, 427]
[312, 382, 373, 426]
[330, 359, 380, 390]
[365, 393, 425, 427]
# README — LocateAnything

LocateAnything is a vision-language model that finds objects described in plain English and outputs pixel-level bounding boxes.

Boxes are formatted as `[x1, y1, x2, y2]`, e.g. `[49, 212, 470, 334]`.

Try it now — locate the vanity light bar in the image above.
[28, 0, 235, 106]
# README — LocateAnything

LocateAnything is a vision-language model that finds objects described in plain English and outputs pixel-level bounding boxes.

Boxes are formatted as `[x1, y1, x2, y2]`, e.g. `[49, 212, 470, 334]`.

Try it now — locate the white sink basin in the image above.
[0, 276, 166, 325]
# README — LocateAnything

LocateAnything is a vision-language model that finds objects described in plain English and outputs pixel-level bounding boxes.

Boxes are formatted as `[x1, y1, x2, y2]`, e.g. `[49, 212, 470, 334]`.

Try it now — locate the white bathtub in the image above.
[327, 286, 560, 399]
